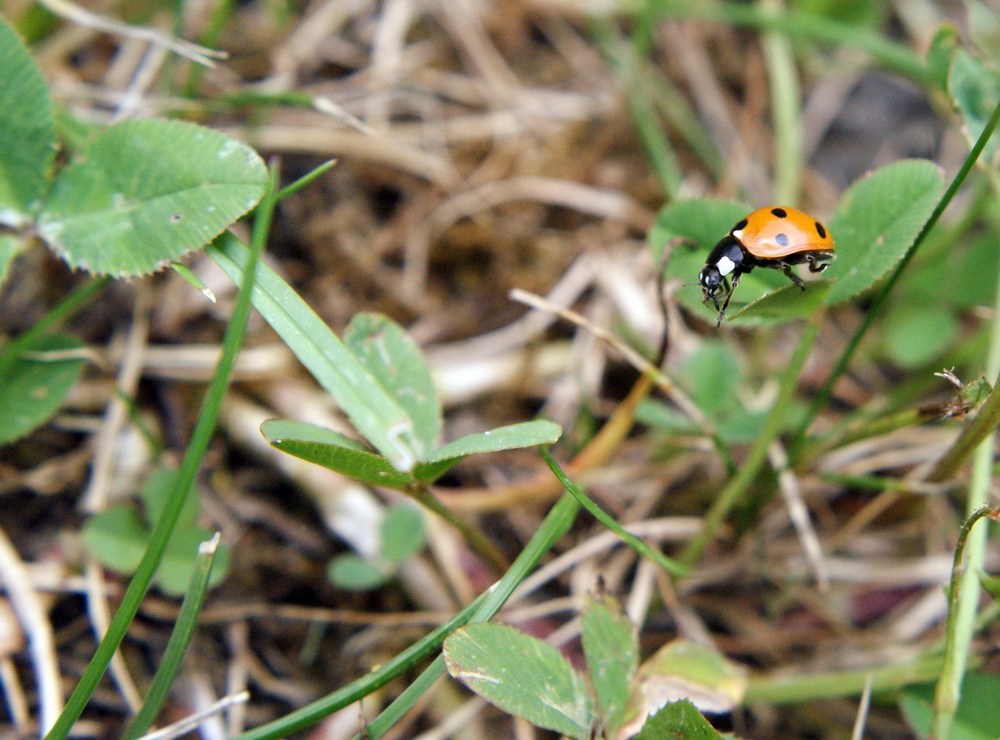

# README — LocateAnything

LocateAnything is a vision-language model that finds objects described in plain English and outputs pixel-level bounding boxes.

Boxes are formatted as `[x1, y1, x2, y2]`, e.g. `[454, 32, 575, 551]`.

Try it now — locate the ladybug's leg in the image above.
[781, 263, 806, 290]
[806, 253, 830, 273]
[716, 274, 741, 326]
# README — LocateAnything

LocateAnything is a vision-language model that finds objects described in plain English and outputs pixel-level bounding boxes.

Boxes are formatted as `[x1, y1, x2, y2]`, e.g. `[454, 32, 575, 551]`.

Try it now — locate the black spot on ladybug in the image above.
[815, 221, 827, 239]
[732, 218, 748, 232]
[775, 232, 789, 247]
[770, 207, 787, 218]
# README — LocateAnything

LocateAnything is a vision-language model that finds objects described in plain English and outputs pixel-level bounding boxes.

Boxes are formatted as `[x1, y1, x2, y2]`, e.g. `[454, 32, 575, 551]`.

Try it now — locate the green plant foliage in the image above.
[438, 600, 733, 738]
[82, 506, 149, 574]
[966, 0, 1000, 61]
[327, 554, 392, 591]
[380, 504, 425, 564]
[897, 229, 998, 312]
[262, 417, 561, 487]
[883, 306, 958, 368]
[729, 279, 831, 324]
[980, 571, 1000, 602]
[634, 699, 725, 740]
[634, 341, 772, 443]
[121, 534, 222, 740]
[582, 594, 637, 739]
[262, 420, 418, 489]
[246, 302, 560, 485]
[209, 235, 425, 471]
[791, 0, 885, 27]
[821, 159, 945, 305]
[444, 622, 594, 738]
[949, 49, 1000, 167]
[619, 639, 748, 734]
[218, 239, 566, 479]
[650, 199, 748, 265]
[419, 420, 563, 465]
[927, 25, 960, 92]
[0, 16, 55, 225]
[37, 119, 267, 276]
[0, 333, 86, 444]
[345, 313, 441, 457]
[952, 232, 1000, 308]
[900, 672, 1000, 740]
[82, 469, 230, 596]
[326, 504, 425, 591]
[681, 341, 742, 417]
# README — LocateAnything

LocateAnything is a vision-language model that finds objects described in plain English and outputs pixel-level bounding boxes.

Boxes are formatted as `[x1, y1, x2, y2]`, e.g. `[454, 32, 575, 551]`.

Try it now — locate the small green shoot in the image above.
[540, 447, 688, 578]
[246, 308, 563, 481]
[170, 262, 216, 303]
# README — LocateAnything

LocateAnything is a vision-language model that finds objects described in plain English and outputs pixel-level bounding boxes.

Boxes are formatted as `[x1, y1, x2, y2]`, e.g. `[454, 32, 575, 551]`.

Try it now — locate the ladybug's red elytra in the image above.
[699, 206, 835, 326]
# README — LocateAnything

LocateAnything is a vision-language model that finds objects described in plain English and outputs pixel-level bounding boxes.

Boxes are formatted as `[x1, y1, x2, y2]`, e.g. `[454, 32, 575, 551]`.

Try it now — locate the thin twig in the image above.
[769, 441, 829, 592]
[36, 0, 227, 66]
[0, 526, 62, 735]
[136, 691, 251, 740]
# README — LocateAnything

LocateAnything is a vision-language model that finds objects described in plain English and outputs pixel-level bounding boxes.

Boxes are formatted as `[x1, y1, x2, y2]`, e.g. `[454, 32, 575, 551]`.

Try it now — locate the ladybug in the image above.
[699, 206, 835, 326]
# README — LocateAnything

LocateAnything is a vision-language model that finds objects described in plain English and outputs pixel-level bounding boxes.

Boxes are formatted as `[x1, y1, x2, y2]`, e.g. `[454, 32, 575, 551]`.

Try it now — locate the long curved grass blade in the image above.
[121, 534, 222, 740]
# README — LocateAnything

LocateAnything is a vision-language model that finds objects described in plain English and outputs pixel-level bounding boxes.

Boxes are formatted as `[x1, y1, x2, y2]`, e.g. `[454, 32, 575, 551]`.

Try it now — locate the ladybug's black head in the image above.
[699, 265, 723, 308]
[699, 235, 745, 310]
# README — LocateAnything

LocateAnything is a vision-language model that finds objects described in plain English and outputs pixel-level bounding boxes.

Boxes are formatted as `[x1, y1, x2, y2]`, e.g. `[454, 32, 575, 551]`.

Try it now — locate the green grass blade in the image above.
[44, 165, 279, 740]
[236, 491, 581, 739]
[276, 159, 337, 200]
[540, 447, 688, 577]
[760, 0, 802, 205]
[356, 489, 582, 740]
[121, 534, 222, 740]
[931, 238, 1000, 735]
[660, 4, 932, 85]
[230, 593, 486, 740]
[932, 507, 997, 738]
[206, 234, 420, 471]
[592, 21, 681, 199]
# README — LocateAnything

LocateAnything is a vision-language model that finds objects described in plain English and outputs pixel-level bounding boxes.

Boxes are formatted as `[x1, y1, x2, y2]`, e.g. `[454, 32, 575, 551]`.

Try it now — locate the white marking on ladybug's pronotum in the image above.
[731, 228, 744, 240]
[717, 255, 736, 276]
